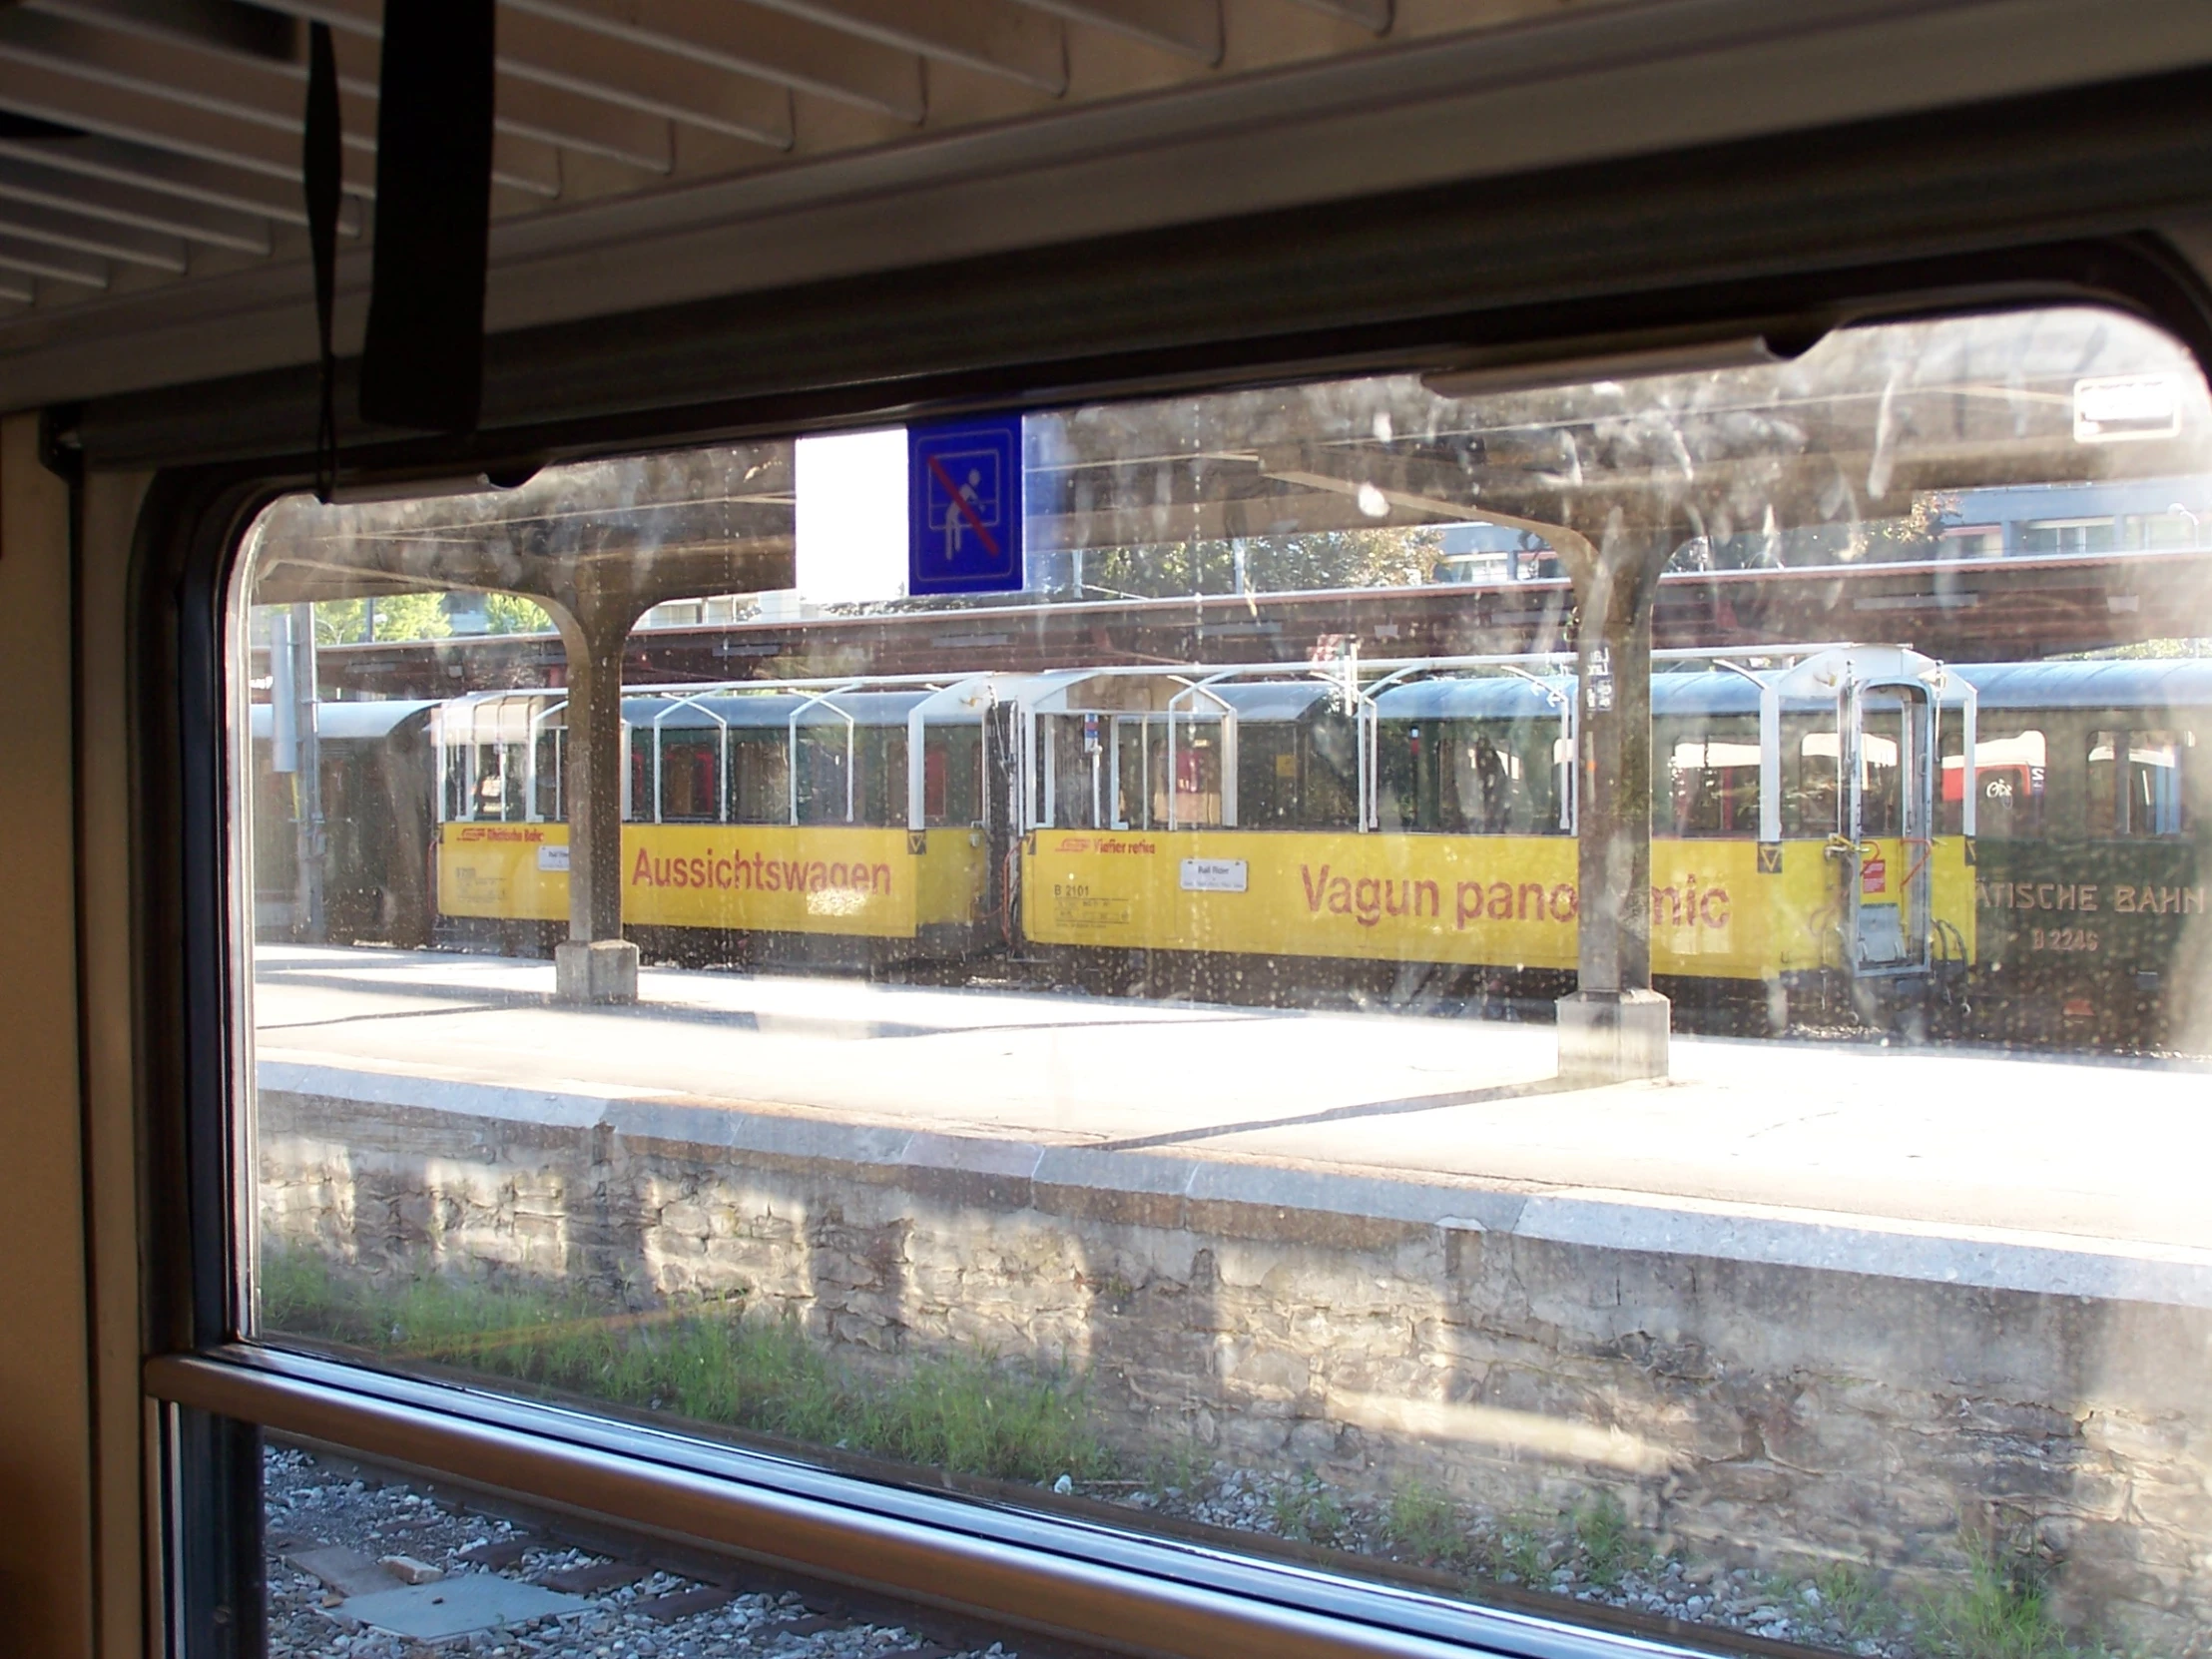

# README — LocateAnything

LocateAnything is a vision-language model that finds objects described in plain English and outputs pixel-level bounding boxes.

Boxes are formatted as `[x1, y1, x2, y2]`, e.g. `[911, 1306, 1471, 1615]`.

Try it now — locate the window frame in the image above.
[118, 78, 2212, 1656]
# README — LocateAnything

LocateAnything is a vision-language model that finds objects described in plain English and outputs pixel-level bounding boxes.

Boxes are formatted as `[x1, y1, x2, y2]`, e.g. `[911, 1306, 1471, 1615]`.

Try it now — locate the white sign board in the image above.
[796, 427, 909, 603]
[2074, 374, 2181, 442]
[1180, 858, 1248, 892]
[536, 843, 570, 872]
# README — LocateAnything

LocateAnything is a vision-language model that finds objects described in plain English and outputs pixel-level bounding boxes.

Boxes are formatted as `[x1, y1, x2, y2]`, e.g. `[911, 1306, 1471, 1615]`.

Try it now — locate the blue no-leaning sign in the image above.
[909, 415, 1025, 595]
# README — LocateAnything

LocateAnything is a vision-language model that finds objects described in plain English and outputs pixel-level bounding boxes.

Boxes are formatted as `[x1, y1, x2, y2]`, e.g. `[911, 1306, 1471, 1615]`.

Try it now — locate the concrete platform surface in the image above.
[252, 945, 2212, 1268]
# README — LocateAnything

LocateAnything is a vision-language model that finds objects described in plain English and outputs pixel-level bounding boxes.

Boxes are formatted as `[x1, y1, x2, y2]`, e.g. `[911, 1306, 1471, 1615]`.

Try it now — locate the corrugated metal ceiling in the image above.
[0, 0, 1573, 317]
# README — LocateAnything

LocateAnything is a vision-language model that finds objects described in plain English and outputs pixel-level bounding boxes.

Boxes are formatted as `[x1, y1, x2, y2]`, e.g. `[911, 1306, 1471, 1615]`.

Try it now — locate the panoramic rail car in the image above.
[251, 647, 2212, 1037]
[1011, 646, 1982, 1022]
[427, 684, 996, 963]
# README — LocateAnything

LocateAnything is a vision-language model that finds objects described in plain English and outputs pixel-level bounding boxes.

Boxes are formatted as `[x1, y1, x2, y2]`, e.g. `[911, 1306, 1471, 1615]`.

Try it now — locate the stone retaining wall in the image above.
[257, 1069, 2212, 1652]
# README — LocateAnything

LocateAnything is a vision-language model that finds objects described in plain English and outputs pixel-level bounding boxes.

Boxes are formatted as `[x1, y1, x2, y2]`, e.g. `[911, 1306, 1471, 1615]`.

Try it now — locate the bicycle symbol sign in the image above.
[909, 415, 1025, 595]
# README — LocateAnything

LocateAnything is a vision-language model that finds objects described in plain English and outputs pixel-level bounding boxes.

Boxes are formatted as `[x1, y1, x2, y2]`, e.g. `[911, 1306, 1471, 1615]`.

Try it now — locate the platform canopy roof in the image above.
[246, 303, 2212, 620]
[1024, 308, 2212, 557]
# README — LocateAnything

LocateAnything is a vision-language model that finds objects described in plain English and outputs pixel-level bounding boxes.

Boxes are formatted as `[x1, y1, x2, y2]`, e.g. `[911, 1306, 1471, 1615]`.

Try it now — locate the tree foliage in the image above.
[481, 591, 552, 634]
[1074, 527, 1440, 599]
[310, 590, 551, 644]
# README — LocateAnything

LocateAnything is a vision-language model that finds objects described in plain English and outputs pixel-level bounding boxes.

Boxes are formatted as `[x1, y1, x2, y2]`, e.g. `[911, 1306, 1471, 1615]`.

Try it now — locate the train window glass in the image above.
[533, 727, 564, 821]
[1238, 710, 1361, 830]
[263, 1439, 1067, 1659]
[732, 729, 792, 825]
[1113, 720, 1148, 830]
[1855, 716, 1905, 838]
[1658, 717, 1761, 837]
[1941, 727, 2047, 836]
[659, 730, 724, 823]
[2088, 728, 2193, 836]
[627, 730, 651, 821]
[923, 727, 981, 829]
[1785, 716, 1844, 836]
[1237, 725, 1300, 827]
[1148, 723, 1223, 827]
[1452, 732, 1521, 831]
[794, 728, 851, 824]
[1376, 705, 1568, 834]
[233, 304, 2212, 1659]
[1045, 718, 1105, 829]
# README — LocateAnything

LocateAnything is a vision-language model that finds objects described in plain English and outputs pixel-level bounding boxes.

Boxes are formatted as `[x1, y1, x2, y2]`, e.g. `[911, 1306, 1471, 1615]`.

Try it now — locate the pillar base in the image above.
[1556, 988, 1670, 1085]
[555, 939, 639, 1005]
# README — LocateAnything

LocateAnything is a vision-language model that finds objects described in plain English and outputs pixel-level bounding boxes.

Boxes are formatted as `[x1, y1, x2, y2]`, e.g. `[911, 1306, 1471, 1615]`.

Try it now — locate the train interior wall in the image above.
[0, 410, 97, 1650]
[0, 415, 151, 1657]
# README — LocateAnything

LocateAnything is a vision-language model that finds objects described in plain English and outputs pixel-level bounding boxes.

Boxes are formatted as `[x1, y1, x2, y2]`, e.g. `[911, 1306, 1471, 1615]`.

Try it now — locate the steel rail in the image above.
[146, 1346, 1700, 1659]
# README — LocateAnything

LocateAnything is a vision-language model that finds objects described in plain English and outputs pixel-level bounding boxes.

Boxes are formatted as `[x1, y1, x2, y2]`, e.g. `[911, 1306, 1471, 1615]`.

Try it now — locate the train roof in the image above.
[248, 700, 435, 741]
[1374, 673, 1755, 719]
[1370, 657, 2212, 722]
[422, 656, 2212, 740]
[1372, 677, 1570, 720]
[1953, 657, 2212, 710]
[625, 689, 982, 730]
[1195, 682, 1343, 722]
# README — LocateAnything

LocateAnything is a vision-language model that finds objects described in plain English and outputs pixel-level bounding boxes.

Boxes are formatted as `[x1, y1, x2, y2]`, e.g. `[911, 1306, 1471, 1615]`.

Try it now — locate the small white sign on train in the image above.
[1180, 858, 1249, 893]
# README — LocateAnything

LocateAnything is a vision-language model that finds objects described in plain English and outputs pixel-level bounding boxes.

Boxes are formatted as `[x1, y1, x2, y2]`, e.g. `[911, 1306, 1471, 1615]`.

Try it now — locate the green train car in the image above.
[1952, 659, 2212, 1046]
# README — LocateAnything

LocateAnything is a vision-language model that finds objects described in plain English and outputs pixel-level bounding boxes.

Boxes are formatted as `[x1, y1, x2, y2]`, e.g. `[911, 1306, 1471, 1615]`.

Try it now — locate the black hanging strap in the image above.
[302, 20, 340, 501]
[357, 0, 497, 434]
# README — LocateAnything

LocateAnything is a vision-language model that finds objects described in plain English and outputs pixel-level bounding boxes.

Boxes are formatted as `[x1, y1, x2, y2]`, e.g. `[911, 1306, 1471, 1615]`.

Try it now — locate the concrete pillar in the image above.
[1557, 535, 1672, 1084]
[550, 603, 639, 1004]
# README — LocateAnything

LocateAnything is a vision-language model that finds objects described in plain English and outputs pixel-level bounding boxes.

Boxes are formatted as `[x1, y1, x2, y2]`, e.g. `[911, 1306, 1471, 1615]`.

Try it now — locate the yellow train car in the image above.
[1016, 648, 1977, 1005]
[430, 648, 1978, 1008]
[434, 680, 992, 955]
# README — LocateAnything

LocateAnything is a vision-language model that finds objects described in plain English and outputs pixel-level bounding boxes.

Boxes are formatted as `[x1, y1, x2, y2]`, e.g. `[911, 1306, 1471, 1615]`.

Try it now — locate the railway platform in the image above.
[253, 944, 2212, 1303]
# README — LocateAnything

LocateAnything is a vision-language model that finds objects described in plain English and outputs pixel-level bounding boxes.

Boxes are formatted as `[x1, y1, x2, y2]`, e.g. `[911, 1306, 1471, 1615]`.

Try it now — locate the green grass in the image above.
[1815, 1561, 1889, 1639]
[1572, 1491, 1633, 1588]
[1383, 1480, 1472, 1568]
[1270, 1477, 1348, 1545]
[1494, 1509, 1556, 1584]
[263, 1249, 1116, 1486]
[1915, 1537, 2084, 1659]
[1141, 1439, 1214, 1498]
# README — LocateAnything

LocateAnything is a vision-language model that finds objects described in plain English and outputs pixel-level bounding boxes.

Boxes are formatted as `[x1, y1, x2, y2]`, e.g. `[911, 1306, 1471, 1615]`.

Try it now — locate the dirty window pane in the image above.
[238, 307, 2212, 1659]
[263, 1439, 1072, 1659]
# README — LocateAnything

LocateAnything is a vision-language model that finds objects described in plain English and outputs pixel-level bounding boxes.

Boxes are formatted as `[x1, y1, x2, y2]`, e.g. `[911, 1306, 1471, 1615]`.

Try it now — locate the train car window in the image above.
[923, 728, 982, 829]
[1374, 680, 1570, 833]
[1942, 727, 2049, 836]
[795, 720, 904, 827]
[1114, 720, 1148, 830]
[1658, 718, 1762, 837]
[259, 1440, 1083, 1659]
[230, 303, 2212, 1659]
[1149, 723, 1224, 827]
[1784, 717, 1844, 837]
[533, 727, 564, 822]
[1856, 719, 1905, 838]
[2088, 729, 2194, 836]
[731, 726, 793, 825]
[659, 732, 724, 824]
[1045, 717, 1105, 829]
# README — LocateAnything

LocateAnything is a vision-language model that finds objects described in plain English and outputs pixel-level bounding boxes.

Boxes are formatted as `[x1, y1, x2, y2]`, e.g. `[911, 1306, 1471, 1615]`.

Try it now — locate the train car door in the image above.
[1842, 674, 1939, 978]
